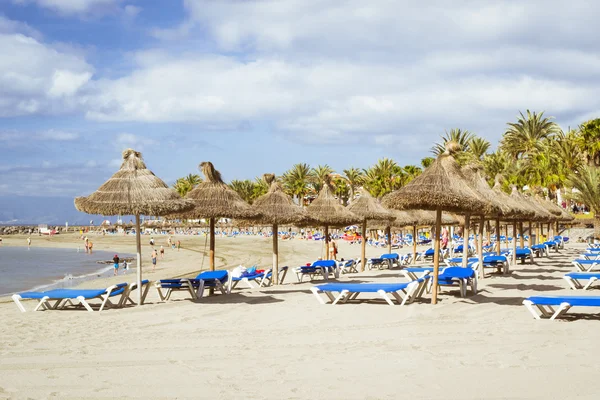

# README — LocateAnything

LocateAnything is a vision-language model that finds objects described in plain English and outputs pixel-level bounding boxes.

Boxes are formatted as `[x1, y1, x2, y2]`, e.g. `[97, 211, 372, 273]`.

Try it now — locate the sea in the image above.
[0, 246, 134, 296]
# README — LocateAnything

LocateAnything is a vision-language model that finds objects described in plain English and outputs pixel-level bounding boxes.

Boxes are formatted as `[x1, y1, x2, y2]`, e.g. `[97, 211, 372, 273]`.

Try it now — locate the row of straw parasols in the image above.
[74, 146, 572, 306]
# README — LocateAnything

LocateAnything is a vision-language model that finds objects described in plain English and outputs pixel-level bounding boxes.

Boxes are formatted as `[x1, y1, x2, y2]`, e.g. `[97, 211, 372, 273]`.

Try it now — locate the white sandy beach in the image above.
[0, 233, 598, 400]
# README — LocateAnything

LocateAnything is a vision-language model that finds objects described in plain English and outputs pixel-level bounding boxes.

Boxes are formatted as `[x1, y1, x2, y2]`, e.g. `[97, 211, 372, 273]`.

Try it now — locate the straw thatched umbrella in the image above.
[251, 174, 308, 284]
[306, 175, 358, 260]
[490, 177, 535, 255]
[348, 188, 393, 271]
[372, 209, 418, 254]
[382, 142, 495, 304]
[183, 162, 259, 271]
[75, 149, 194, 305]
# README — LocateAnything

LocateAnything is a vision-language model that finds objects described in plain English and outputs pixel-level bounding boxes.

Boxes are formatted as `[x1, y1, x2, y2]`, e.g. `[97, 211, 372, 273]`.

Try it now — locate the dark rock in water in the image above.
[97, 257, 135, 264]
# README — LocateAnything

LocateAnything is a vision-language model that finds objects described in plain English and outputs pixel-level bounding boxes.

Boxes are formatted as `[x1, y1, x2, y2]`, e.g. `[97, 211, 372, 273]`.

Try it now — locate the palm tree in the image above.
[310, 164, 334, 193]
[229, 179, 255, 204]
[577, 118, 600, 166]
[567, 166, 600, 239]
[282, 163, 313, 206]
[362, 158, 404, 198]
[468, 137, 491, 161]
[431, 128, 474, 156]
[403, 165, 422, 185]
[421, 157, 435, 169]
[332, 176, 351, 205]
[251, 176, 269, 203]
[172, 173, 202, 197]
[343, 167, 364, 200]
[500, 110, 559, 160]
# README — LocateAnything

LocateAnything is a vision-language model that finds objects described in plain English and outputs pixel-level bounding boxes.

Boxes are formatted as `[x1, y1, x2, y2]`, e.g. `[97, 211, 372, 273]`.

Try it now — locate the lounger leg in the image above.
[310, 287, 327, 304]
[377, 290, 395, 306]
[34, 296, 51, 311]
[11, 295, 27, 313]
[390, 291, 406, 305]
[563, 276, 580, 290]
[242, 278, 255, 289]
[141, 282, 151, 303]
[332, 290, 349, 305]
[550, 303, 572, 320]
[522, 300, 542, 319]
[77, 296, 94, 312]
[584, 277, 598, 290]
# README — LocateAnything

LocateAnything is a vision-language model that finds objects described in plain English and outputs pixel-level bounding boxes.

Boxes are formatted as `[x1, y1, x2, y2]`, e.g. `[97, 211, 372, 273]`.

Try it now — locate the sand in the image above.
[0, 233, 598, 400]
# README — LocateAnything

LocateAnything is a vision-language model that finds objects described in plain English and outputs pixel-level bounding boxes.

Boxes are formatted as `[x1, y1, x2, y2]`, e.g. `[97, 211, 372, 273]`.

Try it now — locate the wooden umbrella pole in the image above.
[528, 221, 533, 246]
[519, 222, 524, 249]
[273, 223, 279, 285]
[324, 225, 329, 260]
[495, 218, 501, 256]
[209, 217, 215, 271]
[512, 222, 517, 265]
[412, 225, 417, 264]
[486, 220, 491, 248]
[462, 214, 470, 268]
[135, 214, 143, 305]
[387, 226, 392, 254]
[432, 209, 442, 305]
[360, 220, 367, 271]
[536, 222, 540, 245]
[478, 217, 484, 279]
[548, 222, 552, 239]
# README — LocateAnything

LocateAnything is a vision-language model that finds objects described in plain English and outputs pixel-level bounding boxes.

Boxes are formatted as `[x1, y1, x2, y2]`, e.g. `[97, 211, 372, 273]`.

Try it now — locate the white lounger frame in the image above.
[155, 275, 232, 302]
[11, 282, 146, 313]
[563, 275, 599, 290]
[572, 260, 600, 272]
[522, 300, 573, 320]
[310, 279, 425, 306]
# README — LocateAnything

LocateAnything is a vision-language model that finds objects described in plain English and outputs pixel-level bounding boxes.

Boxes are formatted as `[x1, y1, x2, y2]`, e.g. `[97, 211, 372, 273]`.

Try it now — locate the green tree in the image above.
[421, 157, 435, 169]
[468, 136, 491, 161]
[577, 118, 600, 166]
[500, 110, 559, 160]
[229, 179, 255, 204]
[431, 128, 474, 156]
[362, 158, 404, 198]
[332, 176, 351, 205]
[403, 165, 422, 185]
[282, 163, 313, 206]
[172, 173, 202, 197]
[567, 166, 600, 238]
[343, 167, 364, 200]
[310, 164, 334, 193]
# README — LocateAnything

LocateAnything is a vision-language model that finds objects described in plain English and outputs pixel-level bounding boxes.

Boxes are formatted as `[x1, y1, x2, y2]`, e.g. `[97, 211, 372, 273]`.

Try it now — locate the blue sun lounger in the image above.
[310, 276, 430, 306]
[572, 259, 600, 272]
[523, 295, 600, 320]
[12, 282, 132, 312]
[564, 272, 600, 290]
[229, 266, 289, 289]
[155, 270, 231, 301]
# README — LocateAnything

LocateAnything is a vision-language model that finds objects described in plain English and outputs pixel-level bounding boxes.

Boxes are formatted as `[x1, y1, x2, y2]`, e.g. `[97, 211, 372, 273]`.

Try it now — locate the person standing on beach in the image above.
[113, 254, 120, 276]
[84, 236, 89, 253]
[27, 237, 31, 248]
[176, 240, 181, 252]
[151, 248, 158, 271]
[160, 245, 165, 259]
[88, 241, 93, 254]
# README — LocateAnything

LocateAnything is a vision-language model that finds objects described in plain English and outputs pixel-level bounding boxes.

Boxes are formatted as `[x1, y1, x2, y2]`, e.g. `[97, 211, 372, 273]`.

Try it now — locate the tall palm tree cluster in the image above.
[173, 112, 600, 235]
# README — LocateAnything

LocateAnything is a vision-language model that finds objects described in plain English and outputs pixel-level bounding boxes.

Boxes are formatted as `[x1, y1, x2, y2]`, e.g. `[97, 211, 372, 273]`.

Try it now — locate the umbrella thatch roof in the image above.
[412, 209, 460, 226]
[382, 142, 496, 214]
[371, 209, 418, 229]
[509, 186, 554, 222]
[490, 177, 536, 221]
[532, 195, 574, 222]
[462, 164, 520, 219]
[183, 162, 259, 219]
[250, 174, 308, 225]
[306, 175, 358, 226]
[74, 149, 194, 216]
[347, 188, 392, 221]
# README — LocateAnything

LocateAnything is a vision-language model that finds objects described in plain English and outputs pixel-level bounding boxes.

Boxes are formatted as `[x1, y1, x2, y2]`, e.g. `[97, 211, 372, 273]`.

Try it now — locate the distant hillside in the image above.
[0, 196, 125, 225]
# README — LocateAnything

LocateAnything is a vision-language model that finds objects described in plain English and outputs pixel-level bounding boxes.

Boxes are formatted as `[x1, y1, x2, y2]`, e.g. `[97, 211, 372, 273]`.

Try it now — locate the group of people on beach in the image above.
[112, 254, 129, 276]
[147, 235, 182, 272]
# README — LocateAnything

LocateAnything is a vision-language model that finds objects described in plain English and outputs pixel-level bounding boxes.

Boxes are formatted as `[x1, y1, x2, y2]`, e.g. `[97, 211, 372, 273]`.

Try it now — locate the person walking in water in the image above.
[151, 248, 158, 271]
[27, 237, 31, 248]
[113, 254, 120, 276]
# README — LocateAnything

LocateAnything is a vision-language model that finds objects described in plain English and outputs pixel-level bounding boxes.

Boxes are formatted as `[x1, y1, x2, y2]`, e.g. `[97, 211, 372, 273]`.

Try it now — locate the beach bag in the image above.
[231, 265, 246, 278]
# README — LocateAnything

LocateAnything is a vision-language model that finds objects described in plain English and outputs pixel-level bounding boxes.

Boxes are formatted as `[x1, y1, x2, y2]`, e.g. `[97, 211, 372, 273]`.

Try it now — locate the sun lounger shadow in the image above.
[509, 274, 563, 281]
[190, 293, 284, 305]
[458, 294, 523, 306]
[260, 289, 314, 295]
[518, 268, 571, 274]
[487, 283, 564, 292]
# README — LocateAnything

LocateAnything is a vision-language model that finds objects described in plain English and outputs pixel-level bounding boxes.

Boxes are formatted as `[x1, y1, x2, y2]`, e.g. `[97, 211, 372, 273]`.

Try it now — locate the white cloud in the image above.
[37, 130, 80, 141]
[115, 133, 157, 152]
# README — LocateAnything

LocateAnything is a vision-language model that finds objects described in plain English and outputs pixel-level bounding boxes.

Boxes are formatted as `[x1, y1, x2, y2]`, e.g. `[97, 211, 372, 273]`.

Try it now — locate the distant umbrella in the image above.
[75, 149, 194, 305]
[383, 142, 495, 304]
[251, 173, 308, 284]
[307, 175, 359, 259]
[182, 162, 259, 271]
[347, 188, 393, 271]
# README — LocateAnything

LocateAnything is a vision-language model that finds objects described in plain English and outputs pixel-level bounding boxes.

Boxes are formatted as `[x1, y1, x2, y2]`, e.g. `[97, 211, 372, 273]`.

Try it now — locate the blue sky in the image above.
[1, 0, 600, 205]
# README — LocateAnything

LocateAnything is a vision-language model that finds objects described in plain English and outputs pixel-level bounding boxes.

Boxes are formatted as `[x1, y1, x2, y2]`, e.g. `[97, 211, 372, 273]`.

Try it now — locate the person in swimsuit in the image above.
[160, 245, 165, 259]
[151, 249, 158, 271]
[113, 254, 120, 276]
